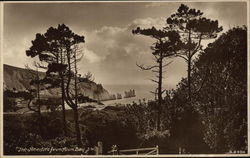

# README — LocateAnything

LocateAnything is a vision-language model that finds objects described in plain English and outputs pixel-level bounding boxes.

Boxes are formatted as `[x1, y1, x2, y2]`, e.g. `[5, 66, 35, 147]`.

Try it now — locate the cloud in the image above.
[3, 36, 34, 68]
[3, 2, 247, 87]
[81, 17, 160, 61]
[82, 48, 101, 63]
[76, 16, 186, 86]
[85, 17, 165, 58]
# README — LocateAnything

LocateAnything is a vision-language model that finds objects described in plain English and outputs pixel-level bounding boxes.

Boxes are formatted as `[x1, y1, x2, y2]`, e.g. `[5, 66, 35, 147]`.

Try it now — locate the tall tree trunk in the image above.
[187, 58, 192, 106]
[60, 50, 67, 136]
[36, 68, 41, 116]
[61, 77, 67, 136]
[73, 107, 82, 147]
[187, 30, 192, 107]
[64, 48, 83, 147]
[157, 51, 163, 131]
[36, 69, 43, 137]
[37, 87, 42, 135]
[74, 49, 82, 147]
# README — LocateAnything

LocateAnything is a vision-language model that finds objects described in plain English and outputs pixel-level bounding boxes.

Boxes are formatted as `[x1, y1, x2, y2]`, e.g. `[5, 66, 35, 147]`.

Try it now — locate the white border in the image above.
[1, 1, 4, 158]
[0, 0, 249, 157]
[1, 0, 250, 3]
[247, 0, 250, 155]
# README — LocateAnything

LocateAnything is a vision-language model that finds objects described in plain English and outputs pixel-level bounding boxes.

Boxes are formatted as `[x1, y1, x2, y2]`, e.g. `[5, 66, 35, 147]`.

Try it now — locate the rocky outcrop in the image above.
[3, 64, 114, 101]
[116, 93, 122, 100]
[124, 89, 136, 98]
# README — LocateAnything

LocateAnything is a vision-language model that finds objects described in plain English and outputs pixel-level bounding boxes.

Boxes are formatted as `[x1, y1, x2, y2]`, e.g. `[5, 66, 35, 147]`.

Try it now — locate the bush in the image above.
[80, 109, 139, 154]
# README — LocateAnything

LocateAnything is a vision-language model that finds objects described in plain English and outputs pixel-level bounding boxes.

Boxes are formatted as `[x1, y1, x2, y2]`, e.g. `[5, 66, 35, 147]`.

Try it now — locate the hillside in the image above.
[3, 64, 114, 101]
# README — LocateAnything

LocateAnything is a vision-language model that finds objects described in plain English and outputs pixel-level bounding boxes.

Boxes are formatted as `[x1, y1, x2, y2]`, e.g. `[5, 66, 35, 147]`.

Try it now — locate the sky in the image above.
[2, 1, 248, 88]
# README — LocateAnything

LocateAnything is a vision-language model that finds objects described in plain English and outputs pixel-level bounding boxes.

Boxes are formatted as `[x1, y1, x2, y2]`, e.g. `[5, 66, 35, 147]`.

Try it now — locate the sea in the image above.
[77, 84, 173, 110]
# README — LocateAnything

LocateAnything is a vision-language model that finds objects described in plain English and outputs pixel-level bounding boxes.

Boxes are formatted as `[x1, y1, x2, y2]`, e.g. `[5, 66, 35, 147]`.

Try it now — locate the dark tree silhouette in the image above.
[26, 25, 68, 135]
[166, 4, 223, 107]
[25, 61, 47, 116]
[132, 27, 181, 130]
[63, 42, 85, 148]
[25, 62, 46, 137]
[26, 24, 85, 147]
[192, 26, 247, 152]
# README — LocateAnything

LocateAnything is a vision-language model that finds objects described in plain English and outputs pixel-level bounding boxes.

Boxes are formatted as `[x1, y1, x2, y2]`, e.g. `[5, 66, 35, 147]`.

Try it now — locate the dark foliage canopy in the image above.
[26, 24, 84, 73]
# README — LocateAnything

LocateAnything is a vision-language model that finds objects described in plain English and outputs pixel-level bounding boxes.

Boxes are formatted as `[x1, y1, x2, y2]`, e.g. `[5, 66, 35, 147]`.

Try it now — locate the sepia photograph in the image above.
[0, 0, 249, 157]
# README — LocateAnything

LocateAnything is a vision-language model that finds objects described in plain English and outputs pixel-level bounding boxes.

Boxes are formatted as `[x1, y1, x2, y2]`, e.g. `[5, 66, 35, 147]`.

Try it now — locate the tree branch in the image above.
[161, 89, 166, 94]
[191, 33, 203, 57]
[150, 79, 159, 84]
[152, 69, 159, 73]
[136, 62, 159, 70]
[175, 54, 188, 62]
[193, 61, 211, 95]
[150, 91, 157, 94]
[162, 61, 173, 67]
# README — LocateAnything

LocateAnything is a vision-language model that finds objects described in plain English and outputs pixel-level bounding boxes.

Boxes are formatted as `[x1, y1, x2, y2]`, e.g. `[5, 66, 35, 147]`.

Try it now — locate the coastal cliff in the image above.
[3, 64, 114, 101]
